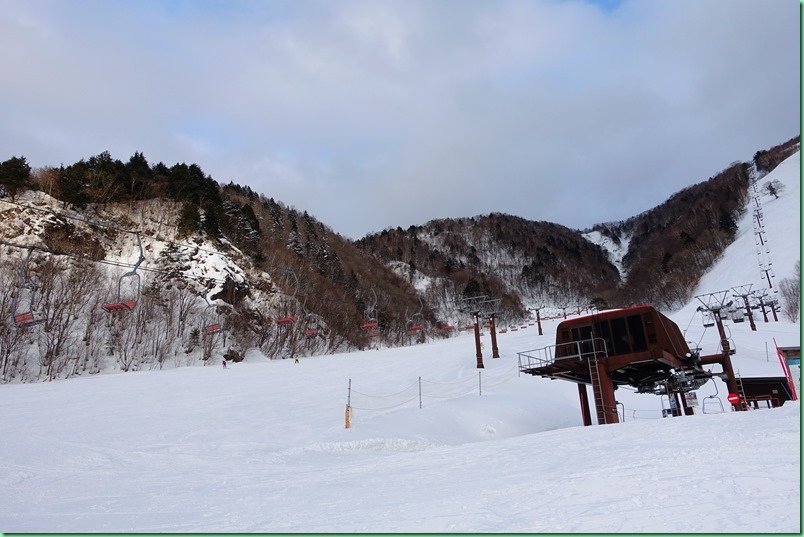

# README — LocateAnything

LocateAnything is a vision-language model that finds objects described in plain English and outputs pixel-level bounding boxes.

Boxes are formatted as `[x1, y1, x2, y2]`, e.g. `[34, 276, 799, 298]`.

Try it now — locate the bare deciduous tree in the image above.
[35, 258, 100, 379]
[0, 260, 32, 381]
[779, 261, 800, 322]
[762, 179, 785, 199]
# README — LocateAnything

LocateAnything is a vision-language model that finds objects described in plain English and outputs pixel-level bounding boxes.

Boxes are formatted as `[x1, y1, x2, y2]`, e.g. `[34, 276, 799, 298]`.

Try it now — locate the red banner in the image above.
[774, 338, 798, 401]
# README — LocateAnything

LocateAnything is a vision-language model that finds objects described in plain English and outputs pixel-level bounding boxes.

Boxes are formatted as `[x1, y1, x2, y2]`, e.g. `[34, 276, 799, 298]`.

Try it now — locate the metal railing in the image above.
[517, 337, 609, 371]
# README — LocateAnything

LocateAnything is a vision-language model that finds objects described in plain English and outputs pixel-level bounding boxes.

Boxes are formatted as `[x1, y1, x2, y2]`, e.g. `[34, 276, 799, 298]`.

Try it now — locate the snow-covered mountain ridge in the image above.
[0, 136, 799, 382]
[359, 136, 800, 313]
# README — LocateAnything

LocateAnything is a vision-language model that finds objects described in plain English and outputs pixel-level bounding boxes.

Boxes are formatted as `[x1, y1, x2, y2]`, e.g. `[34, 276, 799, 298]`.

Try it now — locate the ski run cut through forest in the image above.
[0, 151, 800, 532]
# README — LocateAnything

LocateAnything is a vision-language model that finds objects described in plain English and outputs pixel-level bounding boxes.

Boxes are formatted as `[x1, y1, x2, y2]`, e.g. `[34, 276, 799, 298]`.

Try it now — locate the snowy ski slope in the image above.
[0, 152, 799, 532]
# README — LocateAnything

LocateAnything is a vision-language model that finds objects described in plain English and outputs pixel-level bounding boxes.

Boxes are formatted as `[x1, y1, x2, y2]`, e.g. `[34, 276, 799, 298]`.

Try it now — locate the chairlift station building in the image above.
[518, 305, 722, 425]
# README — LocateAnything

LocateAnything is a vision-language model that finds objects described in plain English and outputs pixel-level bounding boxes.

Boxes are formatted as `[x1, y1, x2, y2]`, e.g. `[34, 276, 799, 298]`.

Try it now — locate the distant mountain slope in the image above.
[356, 214, 620, 322]
[0, 136, 798, 382]
[675, 147, 801, 332]
[587, 136, 799, 308]
[359, 136, 799, 312]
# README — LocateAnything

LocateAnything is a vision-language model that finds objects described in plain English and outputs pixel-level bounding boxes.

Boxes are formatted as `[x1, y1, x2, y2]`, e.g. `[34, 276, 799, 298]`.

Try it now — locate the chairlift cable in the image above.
[0, 239, 230, 285]
[0, 198, 238, 260]
[681, 310, 697, 338]
[695, 325, 708, 349]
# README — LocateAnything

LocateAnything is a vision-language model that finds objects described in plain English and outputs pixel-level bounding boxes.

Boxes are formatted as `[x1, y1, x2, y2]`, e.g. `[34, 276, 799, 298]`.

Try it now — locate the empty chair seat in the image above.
[205, 323, 222, 334]
[102, 299, 137, 313]
[14, 311, 44, 327]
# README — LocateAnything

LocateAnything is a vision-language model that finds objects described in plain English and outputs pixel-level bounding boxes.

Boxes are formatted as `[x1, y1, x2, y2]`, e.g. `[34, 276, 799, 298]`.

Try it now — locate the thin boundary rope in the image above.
[419, 376, 477, 387]
[351, 379, 419, 399]
[350, 394, 420, 411]
[421, 386, 478, 399]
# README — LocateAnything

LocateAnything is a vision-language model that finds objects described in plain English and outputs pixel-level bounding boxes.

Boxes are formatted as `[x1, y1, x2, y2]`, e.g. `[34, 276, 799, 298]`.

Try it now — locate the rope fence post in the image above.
[345, 378, 352, 429]
[418, 376, 422, 409]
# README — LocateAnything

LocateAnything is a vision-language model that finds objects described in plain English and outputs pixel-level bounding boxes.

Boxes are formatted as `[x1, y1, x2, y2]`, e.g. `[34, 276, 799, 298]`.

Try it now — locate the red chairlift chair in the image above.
[274, 269, 301, 327]
[405, 298, 426, 336]
[12, 248, 46, 328]
[360, 289, 381, 333]
[203, 299, 222, 335]
[276, 315, 299, 326]
[405, 321, 425, 337]
[102, 233, 145, 313]
[205, 322, 222, 334]
[303, 310, 327, 338]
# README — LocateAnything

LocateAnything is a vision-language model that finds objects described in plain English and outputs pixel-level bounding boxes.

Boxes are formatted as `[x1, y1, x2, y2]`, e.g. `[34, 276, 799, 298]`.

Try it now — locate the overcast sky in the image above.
[0, 0, 799, 238]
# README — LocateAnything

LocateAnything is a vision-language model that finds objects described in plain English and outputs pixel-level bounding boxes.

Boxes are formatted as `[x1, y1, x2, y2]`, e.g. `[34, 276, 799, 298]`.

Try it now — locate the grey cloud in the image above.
[0, 0, 798, 239]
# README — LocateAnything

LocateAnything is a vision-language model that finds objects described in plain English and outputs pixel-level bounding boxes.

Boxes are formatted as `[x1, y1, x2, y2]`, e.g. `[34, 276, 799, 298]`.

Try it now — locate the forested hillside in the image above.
[361, 136, 800, 312]
[588, 135, 800, 308]
[0, 135, 798, 382]
[0, 152, 441, 382]
[356, 215, 620, 318]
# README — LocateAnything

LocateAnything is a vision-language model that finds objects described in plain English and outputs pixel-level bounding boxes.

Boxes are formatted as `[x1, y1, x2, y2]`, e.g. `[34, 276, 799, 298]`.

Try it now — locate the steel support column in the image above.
[741, 295, 757, 331]
[473, 313, 484, 368]
[489, 314, 500, 359]
[578, 383, 592, 426]
[714, 312, 743, 411]
[536, 309, 543, 336]
[680, 392, 694, 416]
[594, 361, 619, 424]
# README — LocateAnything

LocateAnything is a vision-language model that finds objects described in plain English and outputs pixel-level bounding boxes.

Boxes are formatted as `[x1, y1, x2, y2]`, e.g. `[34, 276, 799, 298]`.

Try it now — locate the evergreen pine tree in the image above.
[0, 156, 31, 199]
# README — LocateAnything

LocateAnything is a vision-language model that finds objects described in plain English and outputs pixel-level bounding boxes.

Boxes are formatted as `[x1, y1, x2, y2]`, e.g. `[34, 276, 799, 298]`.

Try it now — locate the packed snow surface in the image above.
[0, 329, 799, 533]
[0, 153, 800, 532]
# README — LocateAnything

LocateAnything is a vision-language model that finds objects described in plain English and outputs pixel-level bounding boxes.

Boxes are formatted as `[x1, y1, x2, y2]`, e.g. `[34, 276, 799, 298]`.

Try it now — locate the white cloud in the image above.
[0, 0, 798, 238]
